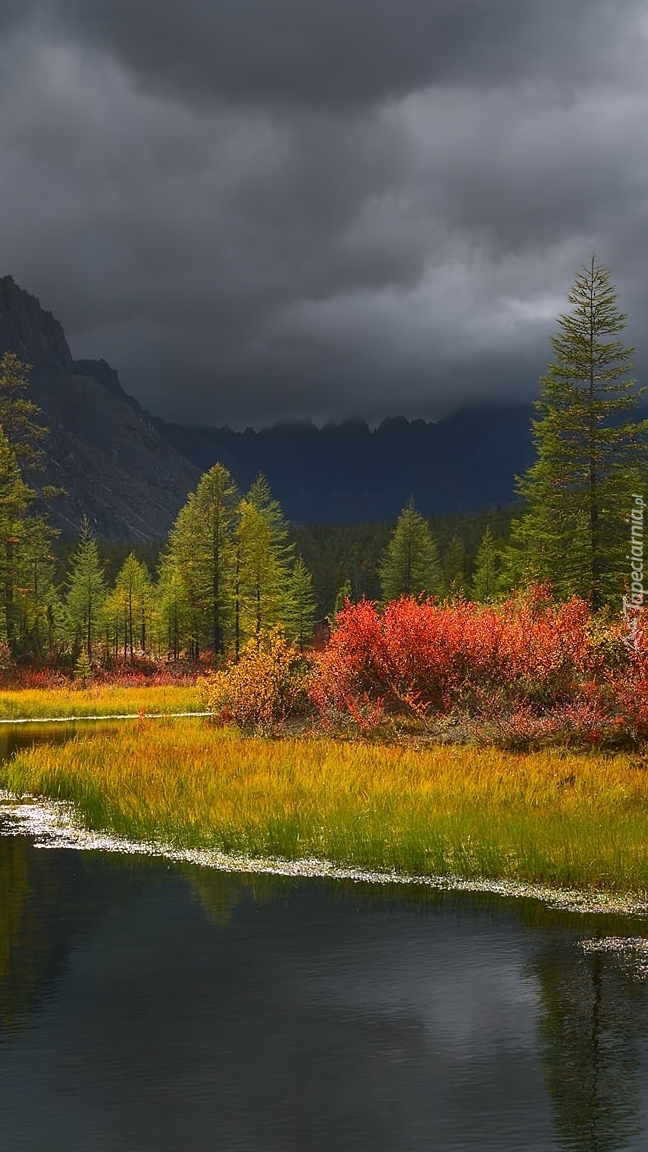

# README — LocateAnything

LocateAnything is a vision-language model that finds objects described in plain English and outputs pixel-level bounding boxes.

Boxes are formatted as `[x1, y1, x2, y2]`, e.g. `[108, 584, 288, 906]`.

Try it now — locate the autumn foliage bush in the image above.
[309, 589, 595, 727]
[196, 591, 648, 749]
[199, 628, 311, 734]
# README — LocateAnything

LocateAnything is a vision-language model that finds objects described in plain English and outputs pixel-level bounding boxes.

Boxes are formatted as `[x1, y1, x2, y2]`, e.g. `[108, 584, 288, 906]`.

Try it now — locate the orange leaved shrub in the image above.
[308, 590, 594, 728]
[199, 628, 311, 734]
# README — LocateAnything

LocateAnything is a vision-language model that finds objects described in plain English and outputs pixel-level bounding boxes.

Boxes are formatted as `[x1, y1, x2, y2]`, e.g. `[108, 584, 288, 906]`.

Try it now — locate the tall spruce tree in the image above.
[379, 500, 442, 602]
[511, 256, 648, 609]
[472, 527, 501, 602]
[442, 534, 468, 599]
[285, 557, 317, 651]
[0, 352, 48, 472]
[0, 426, 34, 651]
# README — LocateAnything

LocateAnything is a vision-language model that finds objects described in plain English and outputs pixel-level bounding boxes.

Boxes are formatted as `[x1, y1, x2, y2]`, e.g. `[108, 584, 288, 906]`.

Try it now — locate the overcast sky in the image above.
[1, 0, 647, 427]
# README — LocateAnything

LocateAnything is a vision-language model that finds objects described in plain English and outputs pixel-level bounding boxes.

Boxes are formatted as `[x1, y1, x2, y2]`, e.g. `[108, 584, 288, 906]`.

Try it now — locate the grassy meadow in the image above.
[0, 683, 201, 721]
[3, 719, 648, 897]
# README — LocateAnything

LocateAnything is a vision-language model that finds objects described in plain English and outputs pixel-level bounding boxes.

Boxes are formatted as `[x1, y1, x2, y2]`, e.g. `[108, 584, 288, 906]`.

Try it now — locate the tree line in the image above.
[378, 256, 648, 611]
[14, 470, 318, 667]
[0, 254, 644, 667]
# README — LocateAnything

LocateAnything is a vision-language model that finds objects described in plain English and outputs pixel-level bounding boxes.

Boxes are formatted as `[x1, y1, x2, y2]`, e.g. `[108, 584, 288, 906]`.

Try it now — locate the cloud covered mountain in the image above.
[0, 275, 535, 537]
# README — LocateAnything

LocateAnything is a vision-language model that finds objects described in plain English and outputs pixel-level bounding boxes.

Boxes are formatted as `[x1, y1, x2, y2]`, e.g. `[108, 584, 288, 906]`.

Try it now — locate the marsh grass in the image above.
[0, 684, 200, 721]
[3, 720, 648, 895]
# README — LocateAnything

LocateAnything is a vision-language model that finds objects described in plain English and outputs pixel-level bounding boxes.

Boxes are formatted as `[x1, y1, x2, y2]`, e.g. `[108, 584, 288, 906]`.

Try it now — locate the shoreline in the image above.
[0, 711, 208, 725]
[2, 789, 647, 919]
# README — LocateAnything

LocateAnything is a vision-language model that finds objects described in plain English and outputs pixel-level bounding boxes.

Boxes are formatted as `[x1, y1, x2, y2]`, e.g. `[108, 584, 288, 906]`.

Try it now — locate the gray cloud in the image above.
[34, 0, 644, 110]
[0, 0, 646, 425]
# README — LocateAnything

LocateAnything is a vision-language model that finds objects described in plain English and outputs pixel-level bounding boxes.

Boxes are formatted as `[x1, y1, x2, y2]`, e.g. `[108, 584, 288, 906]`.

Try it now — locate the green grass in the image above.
[4, 720, 648, 897]
[0, 684, 200, 720]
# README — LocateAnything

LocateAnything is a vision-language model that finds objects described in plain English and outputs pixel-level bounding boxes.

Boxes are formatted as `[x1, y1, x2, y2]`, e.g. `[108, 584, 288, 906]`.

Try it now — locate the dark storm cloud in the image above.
[0, 0, 646, 425]
[32, 0, 642, 111]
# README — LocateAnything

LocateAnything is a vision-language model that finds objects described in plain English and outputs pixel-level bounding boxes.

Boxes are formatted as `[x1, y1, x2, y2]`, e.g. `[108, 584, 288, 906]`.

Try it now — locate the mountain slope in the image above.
[0, 277, 199, 539]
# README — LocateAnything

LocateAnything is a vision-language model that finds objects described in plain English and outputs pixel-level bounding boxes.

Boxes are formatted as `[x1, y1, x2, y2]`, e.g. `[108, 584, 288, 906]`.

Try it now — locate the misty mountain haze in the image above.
[0, 275, 534, 537]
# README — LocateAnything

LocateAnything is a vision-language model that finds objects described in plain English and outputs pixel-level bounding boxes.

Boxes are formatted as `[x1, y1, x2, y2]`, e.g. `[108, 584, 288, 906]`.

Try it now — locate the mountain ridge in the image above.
[0, 275, 536, 535]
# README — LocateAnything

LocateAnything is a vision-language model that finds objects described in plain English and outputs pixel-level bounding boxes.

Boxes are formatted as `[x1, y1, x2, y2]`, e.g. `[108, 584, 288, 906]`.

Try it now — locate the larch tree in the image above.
[378, 501, 442, 602]
[192, 464, 239, 656]
[163, 500, 203, 660]
[155, 559, 191, 662]
[237, 475, 294, 645]
[0, 353, 62, 656]
[0, 352, 48, 471]
[105, 553, 153, 659]
[161, 464, 239, 659]
[0, 426, 34, 651]
[65, 517, 107, 661]
[511, 256, 648, 609]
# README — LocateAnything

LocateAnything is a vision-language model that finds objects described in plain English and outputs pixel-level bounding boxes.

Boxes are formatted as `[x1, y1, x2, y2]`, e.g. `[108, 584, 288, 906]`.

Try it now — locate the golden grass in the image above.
[0, 684, 200, 720]
[3, 720, 648, 895]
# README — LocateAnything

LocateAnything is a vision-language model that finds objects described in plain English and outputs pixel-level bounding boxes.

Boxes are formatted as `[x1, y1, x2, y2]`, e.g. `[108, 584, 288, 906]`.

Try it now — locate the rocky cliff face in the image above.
[0, 277, 198, 540]
[0, 276, 74, 375]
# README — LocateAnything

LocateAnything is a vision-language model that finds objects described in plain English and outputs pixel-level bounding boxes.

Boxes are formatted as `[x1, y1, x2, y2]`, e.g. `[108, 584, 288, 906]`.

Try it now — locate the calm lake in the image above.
[2, 724, 648, 1151]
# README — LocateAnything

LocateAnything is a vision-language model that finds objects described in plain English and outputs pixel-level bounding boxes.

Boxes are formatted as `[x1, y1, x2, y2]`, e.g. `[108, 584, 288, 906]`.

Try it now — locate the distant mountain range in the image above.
[0, 275, 537, 538]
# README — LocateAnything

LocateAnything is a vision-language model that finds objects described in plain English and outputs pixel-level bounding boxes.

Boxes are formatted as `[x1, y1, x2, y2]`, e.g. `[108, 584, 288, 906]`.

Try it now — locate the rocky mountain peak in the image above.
[0, 276, 74, 375]
[0, 275, 199, 540]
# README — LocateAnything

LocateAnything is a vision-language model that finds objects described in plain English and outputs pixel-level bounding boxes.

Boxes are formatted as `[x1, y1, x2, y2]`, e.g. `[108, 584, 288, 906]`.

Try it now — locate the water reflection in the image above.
[1, 826, 648, 1148]
[531, 934, 647, 1152]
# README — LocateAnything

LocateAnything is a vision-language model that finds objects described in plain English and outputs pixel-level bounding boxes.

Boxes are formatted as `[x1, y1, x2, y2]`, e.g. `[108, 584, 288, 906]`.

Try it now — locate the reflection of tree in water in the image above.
[530, 933, 648, 1152]
[0, 834, 160, 1033]
[0, 835, 68, 1031]
[185, 866, 312, 924]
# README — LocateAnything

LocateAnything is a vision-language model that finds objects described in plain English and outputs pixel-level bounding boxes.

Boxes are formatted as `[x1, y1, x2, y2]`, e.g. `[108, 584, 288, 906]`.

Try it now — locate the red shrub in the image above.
[309, 590, 593, 723]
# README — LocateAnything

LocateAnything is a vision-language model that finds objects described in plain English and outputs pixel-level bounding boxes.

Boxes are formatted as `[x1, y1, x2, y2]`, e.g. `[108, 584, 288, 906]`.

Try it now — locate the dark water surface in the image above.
[1, 728, 648, 1150]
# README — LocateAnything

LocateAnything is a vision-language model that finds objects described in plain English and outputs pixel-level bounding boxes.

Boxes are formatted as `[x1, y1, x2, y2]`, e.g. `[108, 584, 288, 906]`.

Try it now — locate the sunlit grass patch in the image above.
[3, 721, 648, 896]
[0, 684, 200, 720]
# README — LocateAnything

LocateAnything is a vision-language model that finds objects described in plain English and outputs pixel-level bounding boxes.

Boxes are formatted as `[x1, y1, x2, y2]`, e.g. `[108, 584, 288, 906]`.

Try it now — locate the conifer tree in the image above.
[0, 355, 62, 656]
[379, 500, 442, 602]
[237, 475, 294, 643]
[0, 352, 49, 472]
[471, 527, 501, 602]
[11, 517, 64, 660]
[511, 256, 648, 608]
[65, 518, 106, 660]
[0, 426, 34, 651]
[163, 500, 202, 659]
[285, 557, 317, 651]
[192, 464, 239, 655]
[105, 554, 153, 659]
[442, 534, 467, 599]
[155, 559, 191, 662]
[162, 464, 239, 658]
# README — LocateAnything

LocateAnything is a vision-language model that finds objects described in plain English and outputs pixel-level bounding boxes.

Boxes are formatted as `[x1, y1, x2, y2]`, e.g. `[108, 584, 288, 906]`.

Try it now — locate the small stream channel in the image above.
[1, 720, 648, 1151]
